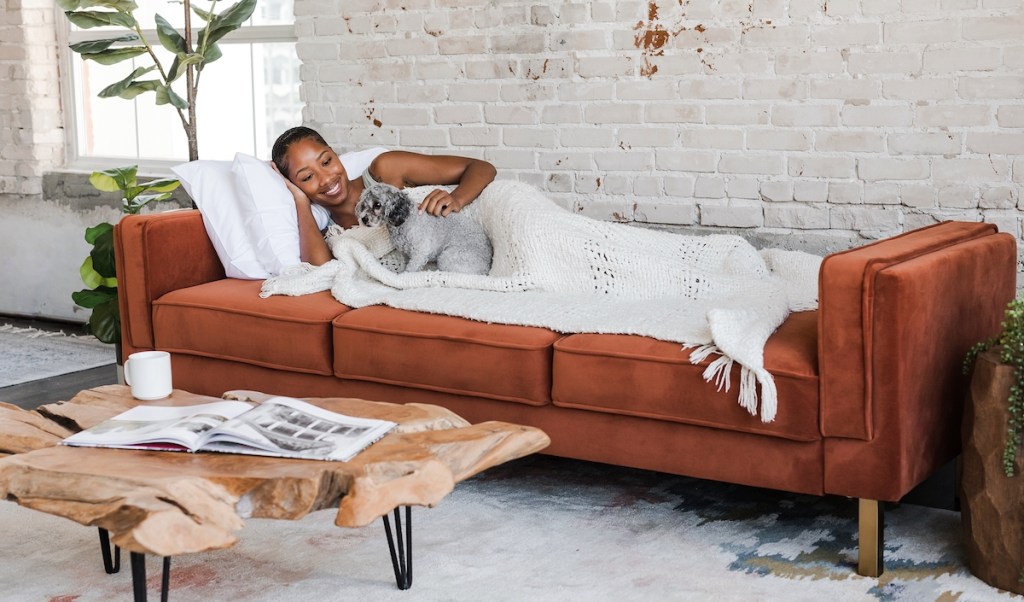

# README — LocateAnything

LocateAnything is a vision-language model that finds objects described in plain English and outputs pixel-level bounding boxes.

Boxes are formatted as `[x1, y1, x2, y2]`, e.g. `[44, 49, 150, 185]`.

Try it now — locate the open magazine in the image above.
[61, 396, 397, 462]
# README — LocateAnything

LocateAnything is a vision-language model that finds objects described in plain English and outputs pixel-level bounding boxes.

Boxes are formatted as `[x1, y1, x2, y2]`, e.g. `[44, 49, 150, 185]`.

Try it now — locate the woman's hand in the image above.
[420, 188, 463, 217]
[271, 162, 311, 207]
[271, 161, 332, 265]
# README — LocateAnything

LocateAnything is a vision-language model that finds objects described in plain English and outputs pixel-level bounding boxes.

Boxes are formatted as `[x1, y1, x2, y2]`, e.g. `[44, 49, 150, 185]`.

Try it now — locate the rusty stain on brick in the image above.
[633, 1, 699, 79]
[365, 106, 382, 128]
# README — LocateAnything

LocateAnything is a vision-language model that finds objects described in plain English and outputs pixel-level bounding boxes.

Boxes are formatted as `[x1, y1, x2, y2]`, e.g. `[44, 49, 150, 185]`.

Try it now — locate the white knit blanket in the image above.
[261, 180, 821, 422]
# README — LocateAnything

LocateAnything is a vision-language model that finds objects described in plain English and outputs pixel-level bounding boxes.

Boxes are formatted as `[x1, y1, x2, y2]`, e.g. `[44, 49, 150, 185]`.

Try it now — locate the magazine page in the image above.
[201, 396, 397, 462]
[61, 401, 256, 451]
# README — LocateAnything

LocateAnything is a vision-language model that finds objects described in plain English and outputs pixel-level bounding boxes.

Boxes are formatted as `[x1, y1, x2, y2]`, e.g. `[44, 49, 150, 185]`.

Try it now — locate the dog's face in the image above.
[356, 183, 410, 228]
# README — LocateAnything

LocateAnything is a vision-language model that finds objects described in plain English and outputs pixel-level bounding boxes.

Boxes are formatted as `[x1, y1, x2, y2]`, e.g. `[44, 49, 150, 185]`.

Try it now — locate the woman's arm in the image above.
[371, 152, 497, 216]
[272, 163, 333, 266]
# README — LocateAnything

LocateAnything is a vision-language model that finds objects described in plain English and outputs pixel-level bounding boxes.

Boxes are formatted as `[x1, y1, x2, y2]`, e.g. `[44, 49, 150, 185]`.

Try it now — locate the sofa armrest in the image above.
[819, 221, 1016, 499]
[115, 210, 225, 356]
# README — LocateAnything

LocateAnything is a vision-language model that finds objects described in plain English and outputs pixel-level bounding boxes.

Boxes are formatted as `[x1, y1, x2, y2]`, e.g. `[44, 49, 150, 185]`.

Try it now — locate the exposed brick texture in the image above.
[0, 0, 63, 196]
[282, 0, 1023, 247]
[2, 0, 1021, 261]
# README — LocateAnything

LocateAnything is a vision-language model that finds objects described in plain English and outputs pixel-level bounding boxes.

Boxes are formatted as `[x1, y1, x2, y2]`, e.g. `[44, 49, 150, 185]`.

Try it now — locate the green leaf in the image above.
[79, 256, 116, 289]
[140, 177, 180, 193]
[84, 221, 114, 244]
[154, 13, 186, 54]
[81, 46, 148, 65]
[65, 10, 137, 29]
[62, 0, 138, 11]
[72, 286, 117, 309]
[90, 166, 137, 192]
[198, 0, 257, 48]
[97, 65, 155, 98]
[191, 5, 215, 22]
[90, 227, 117, 278]
[156, 84, 188, 110]
[88, 298, 121, 344]
[80, 256, 102, 289]
[199, 43, 223, 69]
[110, 80, 161, 100]
[126, 191, 176, 214]
[68, 34, 138, 54]
[168, 52, 205, 82]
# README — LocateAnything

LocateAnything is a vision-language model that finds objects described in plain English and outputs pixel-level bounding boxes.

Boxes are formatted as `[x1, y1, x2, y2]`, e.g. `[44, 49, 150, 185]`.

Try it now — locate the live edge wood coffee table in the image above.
[0, 385, 550, 601]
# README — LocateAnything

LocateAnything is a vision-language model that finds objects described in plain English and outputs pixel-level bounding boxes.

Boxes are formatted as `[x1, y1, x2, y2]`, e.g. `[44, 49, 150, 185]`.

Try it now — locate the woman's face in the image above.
[284, 137, 350, 208]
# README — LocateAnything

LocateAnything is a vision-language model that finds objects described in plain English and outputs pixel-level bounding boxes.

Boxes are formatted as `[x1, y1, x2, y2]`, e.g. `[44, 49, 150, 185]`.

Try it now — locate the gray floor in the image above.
[0, 316, 118, 410]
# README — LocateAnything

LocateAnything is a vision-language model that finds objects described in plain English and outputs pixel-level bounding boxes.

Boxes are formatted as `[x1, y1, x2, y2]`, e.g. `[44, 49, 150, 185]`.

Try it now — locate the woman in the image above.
[271, 126, 497, 266]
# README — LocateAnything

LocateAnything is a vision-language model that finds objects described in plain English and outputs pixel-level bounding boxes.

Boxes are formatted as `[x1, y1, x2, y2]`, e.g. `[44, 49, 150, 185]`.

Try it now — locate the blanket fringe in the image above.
[686, 343, 733, 393]
[688, 344, 777, 423]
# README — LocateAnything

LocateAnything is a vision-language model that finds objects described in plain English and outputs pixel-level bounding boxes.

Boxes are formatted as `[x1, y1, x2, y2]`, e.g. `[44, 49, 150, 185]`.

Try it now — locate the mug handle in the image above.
[123, 358, 132, 386]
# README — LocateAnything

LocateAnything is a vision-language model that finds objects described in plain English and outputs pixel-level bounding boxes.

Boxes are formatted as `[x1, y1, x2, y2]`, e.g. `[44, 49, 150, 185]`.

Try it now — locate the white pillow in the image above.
[172, 147, 389, 277]
[231, 152, 300, 276]
[171, 159, 269, 280]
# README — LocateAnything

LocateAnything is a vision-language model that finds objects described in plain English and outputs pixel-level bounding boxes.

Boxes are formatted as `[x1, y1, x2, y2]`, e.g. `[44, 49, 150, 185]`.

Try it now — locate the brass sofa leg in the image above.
[857, 498, 884, 577]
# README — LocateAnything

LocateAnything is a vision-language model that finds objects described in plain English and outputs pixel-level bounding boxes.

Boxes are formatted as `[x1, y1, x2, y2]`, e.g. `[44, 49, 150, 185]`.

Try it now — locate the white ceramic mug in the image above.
[123, 351, 173, 400]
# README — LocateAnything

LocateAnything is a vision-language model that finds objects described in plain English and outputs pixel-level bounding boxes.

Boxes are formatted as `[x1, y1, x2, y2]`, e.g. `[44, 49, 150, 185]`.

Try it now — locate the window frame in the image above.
[57, 10, 298, 174]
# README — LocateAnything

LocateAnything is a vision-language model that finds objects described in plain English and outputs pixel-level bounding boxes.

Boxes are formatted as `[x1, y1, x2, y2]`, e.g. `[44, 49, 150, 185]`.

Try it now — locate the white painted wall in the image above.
[0, 195, 120, 321]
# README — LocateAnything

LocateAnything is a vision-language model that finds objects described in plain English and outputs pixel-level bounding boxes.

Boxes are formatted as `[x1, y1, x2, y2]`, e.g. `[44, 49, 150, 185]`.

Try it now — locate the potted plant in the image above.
[72, 166, 180, 351]
[961, 296, 1024, 594]
[64, 0, 255, 347]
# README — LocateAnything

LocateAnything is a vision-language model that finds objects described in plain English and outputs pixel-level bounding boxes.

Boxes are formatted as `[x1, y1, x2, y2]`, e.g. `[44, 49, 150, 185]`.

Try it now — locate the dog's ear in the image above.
[385, 188, 411, 227]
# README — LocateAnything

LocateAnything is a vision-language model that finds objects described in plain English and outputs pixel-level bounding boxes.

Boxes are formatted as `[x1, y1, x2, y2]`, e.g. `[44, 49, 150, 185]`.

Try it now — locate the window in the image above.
[61, 0, 302, 167]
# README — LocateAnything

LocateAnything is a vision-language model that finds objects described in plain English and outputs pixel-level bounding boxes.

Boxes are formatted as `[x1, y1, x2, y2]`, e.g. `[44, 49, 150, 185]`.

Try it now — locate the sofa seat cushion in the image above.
[152, 279, 349, 375]
[551, 310, 820, 442]
[333, 306, 561, 405]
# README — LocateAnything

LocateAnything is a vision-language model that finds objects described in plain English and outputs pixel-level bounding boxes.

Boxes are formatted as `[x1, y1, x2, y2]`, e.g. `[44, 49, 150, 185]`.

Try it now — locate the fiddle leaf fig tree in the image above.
[62, 0, 253, 344]
[59, 0, 257, 161]
[72, 167, 180, 344]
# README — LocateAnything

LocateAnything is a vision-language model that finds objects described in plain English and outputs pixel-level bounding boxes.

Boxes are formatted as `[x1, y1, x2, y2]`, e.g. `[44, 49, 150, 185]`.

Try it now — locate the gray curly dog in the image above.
[355, 182, 493, 275]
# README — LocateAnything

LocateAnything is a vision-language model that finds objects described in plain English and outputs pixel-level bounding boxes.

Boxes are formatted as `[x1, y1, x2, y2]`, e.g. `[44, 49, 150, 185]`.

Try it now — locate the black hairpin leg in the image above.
[382, 506, 412, 590]
[130, 552, 171, 602]
[97, 528, 121, 574]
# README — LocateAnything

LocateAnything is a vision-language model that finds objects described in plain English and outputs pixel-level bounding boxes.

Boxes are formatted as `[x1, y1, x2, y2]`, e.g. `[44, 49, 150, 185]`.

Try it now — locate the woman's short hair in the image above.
[272, 126, 328, 179]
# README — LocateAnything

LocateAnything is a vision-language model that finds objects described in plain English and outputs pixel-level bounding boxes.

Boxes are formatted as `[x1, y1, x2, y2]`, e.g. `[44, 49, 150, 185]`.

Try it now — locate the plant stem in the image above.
[133, 22, 191, 142]
[184, 0, 199, 161]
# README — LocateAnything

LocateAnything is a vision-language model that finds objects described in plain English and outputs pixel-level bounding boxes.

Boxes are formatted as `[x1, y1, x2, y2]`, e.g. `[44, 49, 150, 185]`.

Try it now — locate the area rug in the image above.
[0, 324, 114, 388]
[0, 455, 1015, 601]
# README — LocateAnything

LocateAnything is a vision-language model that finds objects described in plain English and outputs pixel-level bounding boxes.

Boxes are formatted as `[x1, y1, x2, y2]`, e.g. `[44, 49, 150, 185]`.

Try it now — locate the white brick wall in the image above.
[2, 1, 1021, 297]
[292, 0, 1022, 251]
[0, 0, 63, 196]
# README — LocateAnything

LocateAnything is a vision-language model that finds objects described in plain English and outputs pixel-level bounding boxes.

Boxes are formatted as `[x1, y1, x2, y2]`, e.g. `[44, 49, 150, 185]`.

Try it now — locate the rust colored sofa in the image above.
[115, 211, 1016, 576]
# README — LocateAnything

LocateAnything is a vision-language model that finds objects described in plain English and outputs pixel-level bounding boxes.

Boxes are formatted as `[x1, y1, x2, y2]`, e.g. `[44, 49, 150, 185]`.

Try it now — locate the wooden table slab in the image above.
[0, 385, 550, 557]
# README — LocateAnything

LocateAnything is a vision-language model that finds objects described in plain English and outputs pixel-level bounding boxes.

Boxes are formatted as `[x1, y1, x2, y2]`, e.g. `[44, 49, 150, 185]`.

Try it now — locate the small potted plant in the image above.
[961, 296, 1024, 594]
[72, 166, 180, 351]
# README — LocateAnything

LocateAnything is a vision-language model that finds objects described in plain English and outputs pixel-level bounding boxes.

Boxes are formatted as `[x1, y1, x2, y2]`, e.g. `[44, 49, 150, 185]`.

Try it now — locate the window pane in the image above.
[255, 42, 304, 156]
[72, 53, 140, 159]
[74, 41, 301, 162]
[252, 0, 295, 26]
[81, 0, 296, 32]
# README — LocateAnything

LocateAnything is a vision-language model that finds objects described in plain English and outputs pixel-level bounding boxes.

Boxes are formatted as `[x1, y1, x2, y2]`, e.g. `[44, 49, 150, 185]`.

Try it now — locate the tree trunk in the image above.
[961, 348, 1024, 594]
